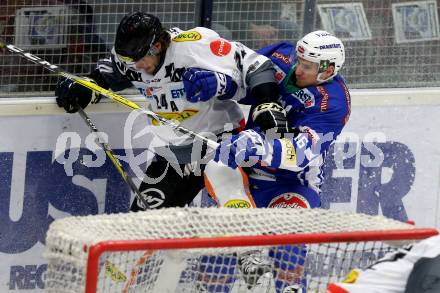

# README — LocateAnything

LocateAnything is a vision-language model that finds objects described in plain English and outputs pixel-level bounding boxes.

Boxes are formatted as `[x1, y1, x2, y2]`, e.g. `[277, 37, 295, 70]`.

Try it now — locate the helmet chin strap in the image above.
[316, 62, 336, 84]
[316, 72, 334, 84]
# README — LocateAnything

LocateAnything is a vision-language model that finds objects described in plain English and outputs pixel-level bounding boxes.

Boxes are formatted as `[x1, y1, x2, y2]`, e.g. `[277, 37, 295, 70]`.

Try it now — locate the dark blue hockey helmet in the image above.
[115, 12, 163, 62]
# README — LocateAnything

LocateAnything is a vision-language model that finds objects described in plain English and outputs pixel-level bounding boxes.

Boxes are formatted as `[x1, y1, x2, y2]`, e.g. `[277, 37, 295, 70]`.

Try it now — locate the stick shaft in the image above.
[1, 41, 219, 149]
[77, 107, 150, 209]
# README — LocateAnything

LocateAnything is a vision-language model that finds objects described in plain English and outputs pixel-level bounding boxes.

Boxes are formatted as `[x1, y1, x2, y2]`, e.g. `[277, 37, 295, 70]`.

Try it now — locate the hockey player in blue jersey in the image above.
[203, 30, 351, 292]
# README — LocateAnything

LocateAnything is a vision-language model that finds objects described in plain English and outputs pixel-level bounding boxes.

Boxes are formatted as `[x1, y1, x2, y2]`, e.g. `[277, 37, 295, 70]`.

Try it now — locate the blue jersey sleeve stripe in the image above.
[271, 139, 282, 168]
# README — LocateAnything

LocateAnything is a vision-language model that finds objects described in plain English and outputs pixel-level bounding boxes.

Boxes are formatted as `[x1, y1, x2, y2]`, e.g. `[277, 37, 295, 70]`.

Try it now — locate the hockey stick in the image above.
[0, 41, 219, 150]
[76, 106, 151, 209]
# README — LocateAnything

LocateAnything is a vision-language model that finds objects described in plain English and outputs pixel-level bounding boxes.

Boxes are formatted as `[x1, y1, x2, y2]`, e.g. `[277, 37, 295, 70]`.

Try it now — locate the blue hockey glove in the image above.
[55, 77, 101, 113]
[183, 68, 237, 103]
[214, 129, 266, 169]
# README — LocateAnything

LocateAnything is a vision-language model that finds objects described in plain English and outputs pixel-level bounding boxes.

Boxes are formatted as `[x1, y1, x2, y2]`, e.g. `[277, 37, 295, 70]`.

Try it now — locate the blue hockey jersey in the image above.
[243, 42, 351, 195]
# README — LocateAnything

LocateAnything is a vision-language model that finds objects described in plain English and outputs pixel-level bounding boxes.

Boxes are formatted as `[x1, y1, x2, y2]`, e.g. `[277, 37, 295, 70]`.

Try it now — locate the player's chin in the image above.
[143, 68, 155, 75]
[296, 80, 305, 88]
[296, 79, 310, 88]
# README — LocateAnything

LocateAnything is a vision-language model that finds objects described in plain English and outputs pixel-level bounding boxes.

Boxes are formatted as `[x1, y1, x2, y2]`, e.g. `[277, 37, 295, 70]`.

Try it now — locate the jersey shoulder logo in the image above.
[273, 64, 286, 83]
[172, 31, 202, 42]
[271, 51, 291, 64]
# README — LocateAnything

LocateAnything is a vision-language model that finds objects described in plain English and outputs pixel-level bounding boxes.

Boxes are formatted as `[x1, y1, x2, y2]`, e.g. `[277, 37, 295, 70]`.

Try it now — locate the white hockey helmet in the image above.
[296, 30, 345, 83]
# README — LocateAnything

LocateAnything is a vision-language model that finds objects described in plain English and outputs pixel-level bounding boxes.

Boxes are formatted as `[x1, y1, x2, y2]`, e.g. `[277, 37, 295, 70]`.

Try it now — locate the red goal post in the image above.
[44, 208, 438, 293]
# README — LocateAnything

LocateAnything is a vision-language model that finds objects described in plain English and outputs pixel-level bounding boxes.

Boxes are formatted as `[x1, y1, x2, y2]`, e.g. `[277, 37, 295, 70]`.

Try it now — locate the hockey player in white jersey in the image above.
[327, 234, 440, 293]
[55, 12, 283, 210]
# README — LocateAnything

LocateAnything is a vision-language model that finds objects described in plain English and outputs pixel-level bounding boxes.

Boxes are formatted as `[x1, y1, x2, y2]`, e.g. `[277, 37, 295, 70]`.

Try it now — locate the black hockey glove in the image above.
[55, 77, 101, 113]
[251, 102, 289, 133]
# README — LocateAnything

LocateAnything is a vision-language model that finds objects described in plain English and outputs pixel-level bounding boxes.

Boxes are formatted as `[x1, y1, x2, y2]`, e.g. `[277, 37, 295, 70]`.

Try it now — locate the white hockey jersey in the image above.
[327, 234, 440, 293]
[108, 27, 270, 145]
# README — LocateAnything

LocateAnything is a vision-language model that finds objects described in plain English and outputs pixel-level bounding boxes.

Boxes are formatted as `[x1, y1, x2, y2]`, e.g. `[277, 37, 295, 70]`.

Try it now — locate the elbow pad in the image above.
[250, 82, 279, 104]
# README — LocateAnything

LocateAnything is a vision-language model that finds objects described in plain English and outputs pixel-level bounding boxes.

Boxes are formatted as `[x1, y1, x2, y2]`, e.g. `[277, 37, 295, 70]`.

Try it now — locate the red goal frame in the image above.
[85, 228, 438, 293]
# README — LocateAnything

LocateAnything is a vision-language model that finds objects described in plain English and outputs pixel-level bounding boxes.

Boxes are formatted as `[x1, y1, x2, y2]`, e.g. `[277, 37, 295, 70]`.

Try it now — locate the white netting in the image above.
[44, 208, 428, 293]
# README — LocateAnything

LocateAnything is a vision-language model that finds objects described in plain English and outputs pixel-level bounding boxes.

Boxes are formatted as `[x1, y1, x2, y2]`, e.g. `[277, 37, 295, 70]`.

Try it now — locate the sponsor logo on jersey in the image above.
[105, 261, 127, 282]
[291, 88, 315, 108]
[342, 269, 359, 283]
[268, 193, 310, 208]
[280, 138, 297, 166]
[151, 110, 199, 126]
[317, 85, 329, 112]
[173, 31, 202, 42]
[272, 52, 290, 64]
[224, 199, 251, 208]
[210, 39, 232, 57]
[170, 87, 185, 99]
[138, 86, 156, 98]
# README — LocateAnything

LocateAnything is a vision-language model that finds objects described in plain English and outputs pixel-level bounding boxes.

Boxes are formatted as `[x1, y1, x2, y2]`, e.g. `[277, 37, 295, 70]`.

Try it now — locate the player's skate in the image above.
[238, 250, 272, 289]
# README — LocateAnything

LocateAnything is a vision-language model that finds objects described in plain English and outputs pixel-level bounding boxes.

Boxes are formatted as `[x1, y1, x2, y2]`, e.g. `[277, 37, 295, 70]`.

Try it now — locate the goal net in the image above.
[44, 208, 437, 293]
